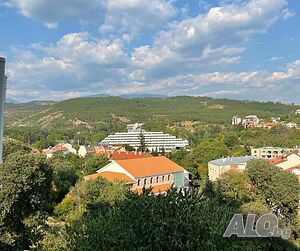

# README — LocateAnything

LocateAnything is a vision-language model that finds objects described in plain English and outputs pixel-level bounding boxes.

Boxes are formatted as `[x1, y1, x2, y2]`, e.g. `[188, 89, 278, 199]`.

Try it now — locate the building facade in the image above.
[208, 156, 260, 181]
[251, 147, 294, 159]
[85, 156, 190, 194]
[101, 123, 189, 153]
[232, 116, 242, 125]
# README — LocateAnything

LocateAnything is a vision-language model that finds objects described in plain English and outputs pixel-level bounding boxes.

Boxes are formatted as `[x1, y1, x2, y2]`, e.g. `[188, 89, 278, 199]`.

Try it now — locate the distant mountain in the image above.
[119, 94, 168, 99]
[6, 97, 19, 104]
[87, 93, 167, 99]
[88, 94, 111, 98]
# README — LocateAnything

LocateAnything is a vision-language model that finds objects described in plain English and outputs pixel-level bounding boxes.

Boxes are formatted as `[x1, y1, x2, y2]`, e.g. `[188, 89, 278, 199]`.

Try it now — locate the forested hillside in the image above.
[5, 96, 300, 129]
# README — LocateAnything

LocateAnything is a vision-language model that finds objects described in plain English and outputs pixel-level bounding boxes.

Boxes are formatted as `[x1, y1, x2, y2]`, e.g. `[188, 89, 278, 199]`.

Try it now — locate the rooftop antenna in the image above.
[0, 57, 6, 164]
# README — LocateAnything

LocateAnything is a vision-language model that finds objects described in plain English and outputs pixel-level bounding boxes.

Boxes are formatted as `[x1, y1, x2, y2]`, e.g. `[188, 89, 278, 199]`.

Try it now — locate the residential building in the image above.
[0, 57, 6, 164]
[286, 122, 298, 129]
[269, 153, 300, 171]
[84, 156, 190, 194]
[295, 109, 300, 115]
[208, 156, 260, 181]
[232, 116, 242, 125]
[271, 117, 280, 123]
[78, 145, 96, 157]
[242, 115, 260, 127]
[101, 123, 189, 153]
[255, 122, 281, 129]
[42, 143, 77, 158]
[79, 145, 126, 158]
[251, 147, 294, 159]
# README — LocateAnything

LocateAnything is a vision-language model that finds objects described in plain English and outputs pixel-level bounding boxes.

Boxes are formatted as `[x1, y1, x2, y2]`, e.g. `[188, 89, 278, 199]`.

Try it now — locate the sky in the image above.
[0, 0, 300, 103]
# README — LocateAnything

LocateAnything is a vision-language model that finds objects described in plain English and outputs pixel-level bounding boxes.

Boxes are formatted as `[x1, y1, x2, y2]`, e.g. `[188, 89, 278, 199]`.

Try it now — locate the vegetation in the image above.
[1, 96, 300, 249]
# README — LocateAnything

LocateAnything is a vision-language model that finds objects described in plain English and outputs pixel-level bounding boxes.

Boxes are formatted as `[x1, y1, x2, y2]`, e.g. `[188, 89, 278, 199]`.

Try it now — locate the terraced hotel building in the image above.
[101, 123, 189, 153]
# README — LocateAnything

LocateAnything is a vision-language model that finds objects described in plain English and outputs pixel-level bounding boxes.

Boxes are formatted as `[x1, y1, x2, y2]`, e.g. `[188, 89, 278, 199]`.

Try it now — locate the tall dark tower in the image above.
[0, 57, 6, 164]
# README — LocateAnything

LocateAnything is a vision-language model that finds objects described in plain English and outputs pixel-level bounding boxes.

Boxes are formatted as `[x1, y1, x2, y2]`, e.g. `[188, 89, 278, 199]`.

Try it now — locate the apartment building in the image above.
[251, 147, 294, 159]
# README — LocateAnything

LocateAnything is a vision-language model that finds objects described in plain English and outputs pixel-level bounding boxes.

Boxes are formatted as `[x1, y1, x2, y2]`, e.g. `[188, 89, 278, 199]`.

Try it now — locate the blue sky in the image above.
[0, 0, 300, 103]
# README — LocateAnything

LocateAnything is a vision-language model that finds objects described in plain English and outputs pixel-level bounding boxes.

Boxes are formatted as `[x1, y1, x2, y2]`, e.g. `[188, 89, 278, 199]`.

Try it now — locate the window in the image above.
[144, 178, 147, 186]
[162, 176, 165, 182]
[137, 179, 141, 186]
[150, 177, 153, 184]
[168, 175, 171, 181]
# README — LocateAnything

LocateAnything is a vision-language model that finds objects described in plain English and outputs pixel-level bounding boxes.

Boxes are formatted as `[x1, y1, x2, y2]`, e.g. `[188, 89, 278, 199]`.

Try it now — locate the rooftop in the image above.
[209, 156, 260, 166]
[110, 151, 152, 160]
[115, 156, 184, 178]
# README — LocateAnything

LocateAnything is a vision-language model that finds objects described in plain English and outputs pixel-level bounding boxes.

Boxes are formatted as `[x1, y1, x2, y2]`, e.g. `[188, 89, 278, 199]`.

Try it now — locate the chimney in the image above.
[0, 57, 6, 164]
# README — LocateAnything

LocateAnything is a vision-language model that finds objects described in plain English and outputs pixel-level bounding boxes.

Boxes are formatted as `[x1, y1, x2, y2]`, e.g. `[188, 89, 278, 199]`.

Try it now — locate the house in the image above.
[255, 122, 281, 129]
[78, 145, 96, 157]
[269, 153, 300, 171]
[295, 109, 300, 115]
[42, 143, 77, 158]
[54, 143, 77, 154]
[251, 147, 294, 159]
[84, 156, 189, 194]
[208, 156, 260, 181]
[232, 116, 242, 125]
[42, 149, 55, 159]
[286, 122, 298, 129]
[242, 115, 260, 128]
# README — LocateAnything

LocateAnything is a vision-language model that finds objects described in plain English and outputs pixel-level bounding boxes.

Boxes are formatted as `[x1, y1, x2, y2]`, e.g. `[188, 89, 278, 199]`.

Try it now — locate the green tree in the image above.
[3, 139, 31, 161]
[213, 171, 253, 203]
[138, 132, 147, 152]
[0, 153, 52, 249]
[246, 159, 300, 223]
[64, 190, 297, 251]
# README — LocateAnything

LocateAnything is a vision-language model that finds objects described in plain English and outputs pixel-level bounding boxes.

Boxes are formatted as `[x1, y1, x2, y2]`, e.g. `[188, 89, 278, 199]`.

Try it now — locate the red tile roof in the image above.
[110, 151, 152, 160]
[115, 156, 184, 178]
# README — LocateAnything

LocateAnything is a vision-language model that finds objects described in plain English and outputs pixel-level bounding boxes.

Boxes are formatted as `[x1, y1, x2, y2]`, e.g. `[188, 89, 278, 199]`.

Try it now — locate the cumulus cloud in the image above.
[5, 0, 104, 26]
[5, 0, 299, 103]
[5, 0, 176, 32]
[6, 32, 130, 101]
[131, 0, 287, 78]
[100, 0, 176, 33]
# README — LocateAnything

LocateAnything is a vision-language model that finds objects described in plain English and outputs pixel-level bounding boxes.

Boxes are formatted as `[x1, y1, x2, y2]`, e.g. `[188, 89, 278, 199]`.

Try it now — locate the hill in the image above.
[4, 96, 300, 129]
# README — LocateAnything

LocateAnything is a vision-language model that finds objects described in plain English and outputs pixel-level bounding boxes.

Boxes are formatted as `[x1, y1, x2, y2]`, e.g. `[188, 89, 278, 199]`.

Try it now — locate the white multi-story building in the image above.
[232, 116, 242, 125]
[101, 123, 189, 153]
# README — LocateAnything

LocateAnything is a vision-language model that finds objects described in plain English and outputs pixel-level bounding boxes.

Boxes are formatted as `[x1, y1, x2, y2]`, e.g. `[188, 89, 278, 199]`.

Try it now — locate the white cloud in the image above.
[100, 0, 176, 33]
[5, 0, 299, 103]
[281, 8, 295, 20]
[6, 0, 104, 25]
[5, 0, 176, 32]
[131, 0, 287, 76]
[269, 56, 284, 61]
[6, 32, 130, 101]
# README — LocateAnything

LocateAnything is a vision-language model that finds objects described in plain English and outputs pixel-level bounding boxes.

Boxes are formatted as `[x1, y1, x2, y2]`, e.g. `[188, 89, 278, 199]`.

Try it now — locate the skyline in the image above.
[0, 0, 300, 103]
